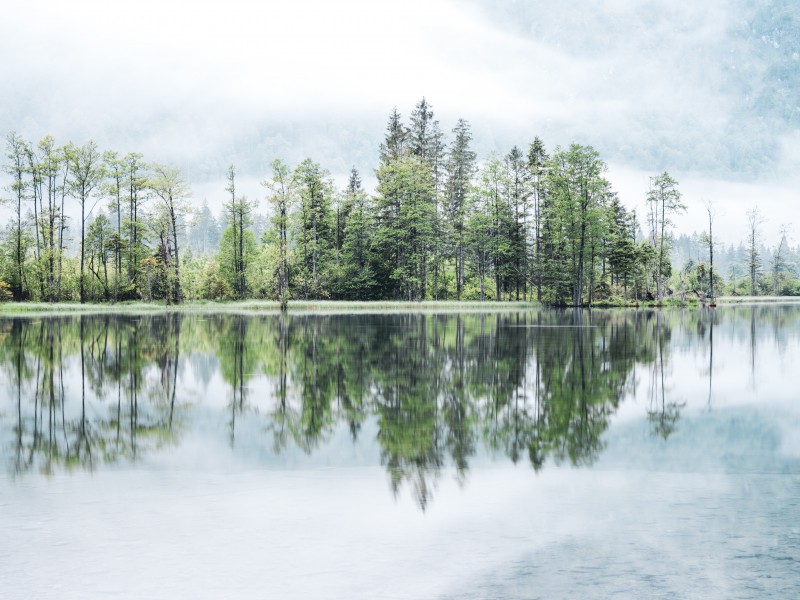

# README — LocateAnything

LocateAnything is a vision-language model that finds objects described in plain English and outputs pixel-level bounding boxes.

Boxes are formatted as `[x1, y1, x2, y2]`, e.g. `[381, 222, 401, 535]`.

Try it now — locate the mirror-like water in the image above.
[1, 307, 799, 599]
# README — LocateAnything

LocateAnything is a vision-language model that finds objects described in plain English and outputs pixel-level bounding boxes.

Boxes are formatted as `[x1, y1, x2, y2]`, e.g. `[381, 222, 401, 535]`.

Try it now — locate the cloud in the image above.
[1, 0, 798, 230]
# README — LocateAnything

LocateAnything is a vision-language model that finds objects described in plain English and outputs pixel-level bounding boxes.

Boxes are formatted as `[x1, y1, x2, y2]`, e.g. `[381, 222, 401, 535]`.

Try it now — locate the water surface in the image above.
[1, 307, 798, 598]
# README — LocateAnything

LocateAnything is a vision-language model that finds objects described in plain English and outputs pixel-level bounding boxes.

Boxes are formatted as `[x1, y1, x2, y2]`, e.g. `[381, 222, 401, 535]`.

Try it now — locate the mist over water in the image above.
[1, 306, 799, 598]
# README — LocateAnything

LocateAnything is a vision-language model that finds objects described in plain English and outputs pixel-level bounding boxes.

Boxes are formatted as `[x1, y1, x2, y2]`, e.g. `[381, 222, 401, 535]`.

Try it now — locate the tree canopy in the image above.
[2, 101, 798, 305]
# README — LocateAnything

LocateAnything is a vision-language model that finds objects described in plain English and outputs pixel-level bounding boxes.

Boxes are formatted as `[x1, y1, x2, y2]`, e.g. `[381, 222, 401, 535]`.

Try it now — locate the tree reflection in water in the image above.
[2, 314, 183, 476]
[1, 307, 759, 508]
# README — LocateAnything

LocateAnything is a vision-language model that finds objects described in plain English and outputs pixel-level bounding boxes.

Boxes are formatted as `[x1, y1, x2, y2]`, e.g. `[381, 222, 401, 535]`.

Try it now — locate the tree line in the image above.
[2, 99, 797, 305]
[1, 135, 188, 304]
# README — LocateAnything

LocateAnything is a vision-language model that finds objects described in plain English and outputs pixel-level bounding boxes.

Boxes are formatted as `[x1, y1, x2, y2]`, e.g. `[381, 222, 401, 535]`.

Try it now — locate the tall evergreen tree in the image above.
[746, 207, 764, 296]
[409, 98, 446, 298]
[294, 159, 333, 298]
[375, 110, 408, 298]
[379, 108, 408, 164]
[607, 195, 637, 300]
[771, 224, 790, 295]
[340, 184, 377, 299]
[543, 144, 609, 306]
[469, 159, 504, 300]
[375, 155, 436, 300]
[444, 119, 476, 300]
[473, 156, 514, 300]
[332, 167, 362, 275]
[505, 146, 530, 299]
[528, 137, 548, 301]
[222, 165, 258, 299]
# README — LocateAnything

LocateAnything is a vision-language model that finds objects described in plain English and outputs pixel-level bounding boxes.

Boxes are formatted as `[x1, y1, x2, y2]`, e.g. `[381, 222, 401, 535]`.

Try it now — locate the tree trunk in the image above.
[170, 202, 181, 303]
[80, 193, 86, 304]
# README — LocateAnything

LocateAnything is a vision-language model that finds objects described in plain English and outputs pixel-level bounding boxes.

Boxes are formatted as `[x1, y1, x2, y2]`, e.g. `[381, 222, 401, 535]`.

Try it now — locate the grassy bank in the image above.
[4, 296, 797, 315]
[590, 298, 700, 308]
[714, 296, 800, 304]
[0, 299, 541, 315]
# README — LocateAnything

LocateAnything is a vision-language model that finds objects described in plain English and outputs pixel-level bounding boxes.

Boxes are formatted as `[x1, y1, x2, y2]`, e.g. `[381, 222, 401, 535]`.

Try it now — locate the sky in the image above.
[1, 0, 798, 245]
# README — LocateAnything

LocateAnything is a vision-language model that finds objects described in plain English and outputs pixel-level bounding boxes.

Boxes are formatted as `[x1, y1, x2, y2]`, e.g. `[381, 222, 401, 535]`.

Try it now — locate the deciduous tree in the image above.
[645, 172, 684, 302]
[149, 163, 191, 303]
[67, 140, 104, 303]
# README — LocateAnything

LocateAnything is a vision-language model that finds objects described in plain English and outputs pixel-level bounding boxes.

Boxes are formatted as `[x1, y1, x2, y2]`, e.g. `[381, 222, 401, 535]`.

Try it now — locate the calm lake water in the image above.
[1, 306, 799, 599]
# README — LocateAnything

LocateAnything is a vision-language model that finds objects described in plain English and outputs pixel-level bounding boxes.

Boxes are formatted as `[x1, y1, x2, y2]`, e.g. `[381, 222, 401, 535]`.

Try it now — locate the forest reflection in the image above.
[2, 307, 791, 508]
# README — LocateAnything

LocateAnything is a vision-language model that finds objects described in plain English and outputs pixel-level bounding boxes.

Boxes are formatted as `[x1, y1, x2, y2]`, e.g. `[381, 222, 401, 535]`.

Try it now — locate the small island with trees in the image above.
[2, 98, 797, 308]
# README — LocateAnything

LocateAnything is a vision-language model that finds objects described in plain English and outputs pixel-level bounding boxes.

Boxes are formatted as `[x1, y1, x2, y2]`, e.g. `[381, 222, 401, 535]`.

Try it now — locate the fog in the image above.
[2, 0, 798, 242]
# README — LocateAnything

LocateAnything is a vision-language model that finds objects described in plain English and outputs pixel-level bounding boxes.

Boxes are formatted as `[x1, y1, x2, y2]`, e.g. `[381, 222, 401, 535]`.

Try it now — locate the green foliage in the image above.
[541, 144, 611, 305]
[645, 171, 685, 301]
[681, 261, 725, 298]
[221, 164, 258, 300]
[202, 260, 233, 301]
[262, 159, 295, 302]
[0, 280, 12, 300]
[338, 189, 379, 299]
[218, 225, 256, 299]
[374, 155, 436, 300]
[4, 111, 798, 306]
[293, 159, 334, 299]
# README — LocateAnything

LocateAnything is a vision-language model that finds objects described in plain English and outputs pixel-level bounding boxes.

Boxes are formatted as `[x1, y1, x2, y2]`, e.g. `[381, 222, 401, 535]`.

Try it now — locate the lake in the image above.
[1, 306, 799, 599]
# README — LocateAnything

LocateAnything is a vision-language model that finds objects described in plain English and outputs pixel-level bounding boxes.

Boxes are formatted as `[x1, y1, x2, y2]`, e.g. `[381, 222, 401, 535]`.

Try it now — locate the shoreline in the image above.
[0, 296, 797, 316]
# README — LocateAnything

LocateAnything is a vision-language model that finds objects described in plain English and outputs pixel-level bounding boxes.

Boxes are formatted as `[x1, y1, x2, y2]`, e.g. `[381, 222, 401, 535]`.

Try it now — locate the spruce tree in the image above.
[444, 119, 476, 300]
[294, 159, 333, 298]
[527, 137, 548, 301]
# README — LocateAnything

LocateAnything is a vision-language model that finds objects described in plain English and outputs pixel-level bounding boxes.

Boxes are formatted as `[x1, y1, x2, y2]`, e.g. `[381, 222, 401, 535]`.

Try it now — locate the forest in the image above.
[2, 98, 799, 306]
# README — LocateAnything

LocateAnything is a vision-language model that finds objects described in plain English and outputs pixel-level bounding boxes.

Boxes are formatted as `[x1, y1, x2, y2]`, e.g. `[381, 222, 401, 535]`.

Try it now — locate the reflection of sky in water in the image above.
[1, 307, 799, 599]
[615, 307, 800, 419]
[4, 465, 798, 598]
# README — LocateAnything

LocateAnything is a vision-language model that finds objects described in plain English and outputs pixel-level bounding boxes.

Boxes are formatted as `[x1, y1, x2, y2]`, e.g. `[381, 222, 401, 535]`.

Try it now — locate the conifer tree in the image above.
[379, 108, 408, 164]
[409, 98, 447, 298]
[607, 195, 637, 300]
[505, 146, 530, 299]
[746, 207, 764, 296]
[444, 119, 476, 300]
[527, 138, 548, 301]
[294, 159, 333, 298]
[222, 164, 257, 299]
[340, 183, 377, 299]
[543, 144, 609, 306]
